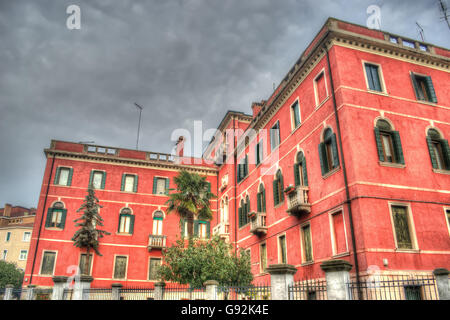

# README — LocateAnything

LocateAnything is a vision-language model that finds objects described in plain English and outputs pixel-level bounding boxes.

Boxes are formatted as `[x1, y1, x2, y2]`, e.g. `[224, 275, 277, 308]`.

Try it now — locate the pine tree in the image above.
[72, 184, 111, 275]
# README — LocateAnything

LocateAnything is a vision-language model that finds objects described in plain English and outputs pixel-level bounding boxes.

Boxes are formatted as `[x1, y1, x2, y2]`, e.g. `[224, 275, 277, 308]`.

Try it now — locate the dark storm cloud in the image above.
[0, 0, 448, 207]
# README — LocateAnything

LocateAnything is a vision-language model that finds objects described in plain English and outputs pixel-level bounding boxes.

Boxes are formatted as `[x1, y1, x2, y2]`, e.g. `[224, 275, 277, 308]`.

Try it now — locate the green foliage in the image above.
[165, 170, 216, 222]
[72, 184, 111, 260]
[0, 260, 24, 288]
[158, 236, 253, 288]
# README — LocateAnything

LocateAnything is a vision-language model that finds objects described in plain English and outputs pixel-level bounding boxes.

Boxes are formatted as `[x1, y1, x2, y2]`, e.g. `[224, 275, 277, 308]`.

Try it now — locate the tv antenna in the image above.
[439, 0, 450, 29]
[416, 22, 425, 42]
[134, 103, 143, 150]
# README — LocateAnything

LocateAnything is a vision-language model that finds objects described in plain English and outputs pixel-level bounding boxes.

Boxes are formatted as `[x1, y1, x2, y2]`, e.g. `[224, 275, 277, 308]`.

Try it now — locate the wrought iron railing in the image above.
[120, 287, 155, 300]
[163, 284, 206, 300]
[288, 278, 327, 300]
[217, 283, 271, 300]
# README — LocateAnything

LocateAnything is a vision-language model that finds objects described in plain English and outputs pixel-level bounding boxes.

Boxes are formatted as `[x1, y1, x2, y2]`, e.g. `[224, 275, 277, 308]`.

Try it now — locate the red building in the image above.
[24, 18, 450, 288]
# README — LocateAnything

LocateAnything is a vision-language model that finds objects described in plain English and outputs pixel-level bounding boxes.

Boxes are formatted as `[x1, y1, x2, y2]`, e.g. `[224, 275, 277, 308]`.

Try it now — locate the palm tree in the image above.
[165, 170, 216, 238]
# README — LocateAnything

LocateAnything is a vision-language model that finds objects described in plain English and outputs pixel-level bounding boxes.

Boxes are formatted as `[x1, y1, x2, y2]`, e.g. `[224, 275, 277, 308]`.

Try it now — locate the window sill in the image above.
[315, 96, 330, 110]
[433, 169, 450, 175]
[116, 233, 133, 236]
[395, 248, 420, 254]
[415, 100, 437, 107]
[53, 184, 71, 187]
[301, 261, 314, 267]
[332, 252, 350, 259]
[366, 89, 388, 96]
[121, 191, 137, 194]
[379, 162, 406, 169]
[322, 166, 340, 179]
[44, 228, 63, 231]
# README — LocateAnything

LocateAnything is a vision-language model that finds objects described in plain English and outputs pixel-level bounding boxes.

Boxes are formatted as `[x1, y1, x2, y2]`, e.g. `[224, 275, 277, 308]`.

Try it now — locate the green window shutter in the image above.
[257, 192, 261, 212]
[206, 221, 211, 239]
[67, 168, 73, 186]
[262, 189, 266, 212]
[425, 76, 437, 103]
[194, 220, 199, 237]
[101, 172, 106, 189]
[121, 174, 126, 191]
[118, 215, 122, 233]
[238, 207, 242, 228]
[331, 134, 340, 168]
[294, 164, 300, 186]
[441, 139, 450, 169]
[374, 127, 385, 162]
[58, 209, 67, 229]
[319, 143, 327, 176]
[255, 144, 259, 165]
[207, 182, 211, 193]
[180, 219, 185, 237]
[279, 174, 285, 202]
[54, 167, 61, 185]
[244, 155, 248, 177]
[89, 171, 94, 187]
[302, 158, 309, 187]
[45, 208, 53, 228]
[165, 178, 169, 195]
[129, 215, 135, 234]
[152, 177, 158, 194]
[410, 73, 420, 100]
[426, 137, 438, 169]
[237, 164, 241, 183]
[392, 131, 405, 165]
[273, 179, 279, 206]
[133, 175, 138, 193]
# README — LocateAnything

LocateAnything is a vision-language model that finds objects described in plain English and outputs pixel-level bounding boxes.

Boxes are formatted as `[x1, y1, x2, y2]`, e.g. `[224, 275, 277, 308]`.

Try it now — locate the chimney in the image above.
[4, 204, 12, 217]
[176, 136, 185, 157]
[251, 100, 266, 118]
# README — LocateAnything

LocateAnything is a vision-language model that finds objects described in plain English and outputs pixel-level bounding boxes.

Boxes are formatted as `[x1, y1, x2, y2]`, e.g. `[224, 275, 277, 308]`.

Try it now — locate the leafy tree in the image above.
[158, 236, 253, 288]
[0, 260, 24, 288]
[165, 170, 216, 238]
[72, 184, 110, 275]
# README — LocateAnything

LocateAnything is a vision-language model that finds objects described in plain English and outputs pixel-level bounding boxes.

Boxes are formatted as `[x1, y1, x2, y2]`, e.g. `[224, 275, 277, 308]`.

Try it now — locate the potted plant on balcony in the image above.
[248, 211, 257, 220]
[284, 184, 295, 195]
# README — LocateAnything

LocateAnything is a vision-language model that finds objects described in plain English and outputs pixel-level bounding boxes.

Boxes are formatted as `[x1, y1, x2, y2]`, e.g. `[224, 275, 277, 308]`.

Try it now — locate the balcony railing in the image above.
[249, 212, 267, 236]
[213, 222, 230, 240]
[147, 235, 167, 251]
[286, 186, 311, 217]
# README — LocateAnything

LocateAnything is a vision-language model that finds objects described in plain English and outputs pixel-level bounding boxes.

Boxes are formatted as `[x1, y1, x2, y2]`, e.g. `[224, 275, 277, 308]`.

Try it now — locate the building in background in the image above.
[24, 18, 450, 289]
[0, 204, 36, 270]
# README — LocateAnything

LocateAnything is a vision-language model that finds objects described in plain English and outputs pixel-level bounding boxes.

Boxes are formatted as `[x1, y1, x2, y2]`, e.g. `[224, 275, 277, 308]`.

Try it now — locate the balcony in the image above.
[286, 186, 311, 217]
[249, 212, 267, 236]
[147, 235, 167, 251]
[213, 222, 230, 241]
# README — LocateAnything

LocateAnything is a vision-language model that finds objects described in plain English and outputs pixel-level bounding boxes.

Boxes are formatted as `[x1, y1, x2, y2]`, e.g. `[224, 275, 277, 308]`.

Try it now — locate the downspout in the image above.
[29, 152, 56, 284]
[325, 46, 361, 295]
[233, 116, 238, 254]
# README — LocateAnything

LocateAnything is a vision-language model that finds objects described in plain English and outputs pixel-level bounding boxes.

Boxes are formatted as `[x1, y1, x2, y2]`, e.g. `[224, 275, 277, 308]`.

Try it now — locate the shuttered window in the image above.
[113, 256, 127, 279]
[255, 141, 263, 166]
[257, 185, 266, 213]
[55, 167, 73, 186]
[153, 177, 169, 195]
[301, 224, 313, 263]
[122, 174, 138, 193]
[118, 208, 134, 234]
[374, 120, 405, 165]
[270, 121, 281, 151]
[89, 171, 106, 189]
[319, 129, 340, 176]
[40, 251, 56, 275]
[391, 206, 414, 250]
[291, 101, 301, 128]
[273, 170, 284, 206]
[365, 63, 383, 92]
[45, 207, 67, 229]
[411, 73, 437, 103]
[294, 152, 308, 186]
[426, 129, 450, 170]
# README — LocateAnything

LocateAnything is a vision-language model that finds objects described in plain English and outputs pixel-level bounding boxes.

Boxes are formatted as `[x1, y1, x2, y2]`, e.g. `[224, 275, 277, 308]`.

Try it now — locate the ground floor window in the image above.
[148, 258, 162, 280]
[113, 256, 128, 279]
[40, 251, 56, 275]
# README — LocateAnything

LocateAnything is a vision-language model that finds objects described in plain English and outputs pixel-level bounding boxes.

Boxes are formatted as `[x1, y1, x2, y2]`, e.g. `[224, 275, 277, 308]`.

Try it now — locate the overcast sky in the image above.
[0, 0, 448, 208]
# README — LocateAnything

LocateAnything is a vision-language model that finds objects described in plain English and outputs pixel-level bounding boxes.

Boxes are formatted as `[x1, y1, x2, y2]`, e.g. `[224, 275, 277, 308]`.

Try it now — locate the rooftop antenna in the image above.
[134, 103, 143, 150]
[439, 0, 450, 29]
[416, 22, 425, 42]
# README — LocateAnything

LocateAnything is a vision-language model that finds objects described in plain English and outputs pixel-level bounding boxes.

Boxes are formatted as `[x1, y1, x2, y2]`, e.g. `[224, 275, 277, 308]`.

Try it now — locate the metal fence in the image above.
[347, 274, 439, 300]
[35, 288, 53, 300]
[289, 278, 327, 300]
[121, 287, 154, 300]
[163, 284, 207, 300]
[83, 288, 114, 300]
[217, 283, 271, 300]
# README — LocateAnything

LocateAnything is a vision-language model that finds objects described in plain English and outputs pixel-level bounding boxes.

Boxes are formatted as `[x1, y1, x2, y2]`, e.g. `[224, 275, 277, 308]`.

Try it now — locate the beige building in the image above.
[0, 204, 36, 270]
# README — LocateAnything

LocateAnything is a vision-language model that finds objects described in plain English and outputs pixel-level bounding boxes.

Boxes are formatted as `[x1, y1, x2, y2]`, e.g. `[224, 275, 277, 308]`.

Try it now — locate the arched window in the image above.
[45, 201, 67, 229]
[118, 208, 134, 234]
[257, 184, 266, 213]
[152, 211, 164, 235]
[426, 129, 450, 170]
[273, 170, 284, 206]
[319, 128, 340, 175]
[294, 152, 308, 187]
[374, 119, 404, 164]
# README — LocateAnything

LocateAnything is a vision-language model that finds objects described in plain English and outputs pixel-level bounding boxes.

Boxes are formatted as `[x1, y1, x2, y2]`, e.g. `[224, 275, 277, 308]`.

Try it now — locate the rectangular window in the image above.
[198, 222, 207, 239]
[391, 205, 414, 249]
[148, 258, 161, 280]
[50, 210, 63, 228]
[403, 40, 415, 48]
[365, 63, 383, 92]
[389, 36, 398, 44]
[40, 251, 56, 275]
[92, 171, 104, 189]
[279, 235, 287, 264]
[314, 72, 327, 105]
[23, 232, 31, 242]
[301, 224, 313, 263]
[270, 121, 280, 151]
[431, 141, 445, 170]
[152, 218, 163, 235]
[255, 141, 263, 166]
[381, 133, 396, 163]
[260, 243, 267, 273]
[6, 232, 11, 242]
[57, 168, 71, 186]
[118, 215, 132, 234]
[291, 101, 301, 128]
[124, 175, 135, 192]
[113, 256, 128, 279]
[156, 178, 167, 195]
[19, 250, 28, 261]
[331, 211, 347, 255]
[2, 250, 7, 260]
[411, 73, 437, 103]
[79, 254, 93, 275]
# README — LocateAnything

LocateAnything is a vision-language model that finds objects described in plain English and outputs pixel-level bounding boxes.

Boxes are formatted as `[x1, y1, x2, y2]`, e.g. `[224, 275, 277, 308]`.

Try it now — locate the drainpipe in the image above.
[29, 153, 56, 285]
[325, 46, 361, 296]
[233, 116, 238, 253]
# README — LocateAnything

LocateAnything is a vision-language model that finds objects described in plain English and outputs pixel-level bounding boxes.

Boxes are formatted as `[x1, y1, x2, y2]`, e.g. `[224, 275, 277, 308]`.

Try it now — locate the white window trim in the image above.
[270, 120, 281, 152]
[277, 233, 288, 264]
[78, 252, 95, 276]
[39, 250, 58, 276]
[362, 60, 388, 94]
[147, 257, 162, 281]
[259, 242, 268, 274]
[154, 176, 169, 195]
[112, 254, 129, 280]
[388, 202, 419, 251]
[91, 169, 106, 189]
[122, 173, 138, 193]
[313, 69, 329, 108]
[289, 97, 301, 132]
[22, 231, 31, 242]
[328, 207, 349, 257]
[56, 166, 73, 186]
[300, 222, 314, 265]
[19, 250, 28, 261]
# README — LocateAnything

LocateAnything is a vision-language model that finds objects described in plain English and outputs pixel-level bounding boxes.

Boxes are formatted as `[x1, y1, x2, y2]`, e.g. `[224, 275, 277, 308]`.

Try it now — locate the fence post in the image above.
[154, 281, 166, 300]
[73, 275, 93, 300]
[433, 268, 450, 300]
[204, 280, 219, 300]
[3, 285, 14, 300]
[320, 259, 352, 300]
[26, 285, 36, 300]
[267, 264, 297, 300]
[111, 283, 123, 300]
[52, 276, 68, 300]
